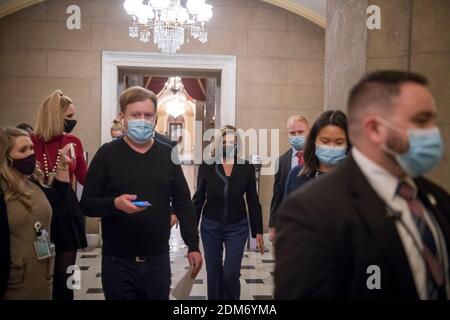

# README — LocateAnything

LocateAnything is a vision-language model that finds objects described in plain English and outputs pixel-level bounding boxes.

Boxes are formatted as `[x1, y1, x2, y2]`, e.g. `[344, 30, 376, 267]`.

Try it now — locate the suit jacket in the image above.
[274, 154, 450, 299]
[154, 132, 178, 215]
[155, 132, 177, 147]
[0, 179, 70, 300]
[269, 149, 293, 227]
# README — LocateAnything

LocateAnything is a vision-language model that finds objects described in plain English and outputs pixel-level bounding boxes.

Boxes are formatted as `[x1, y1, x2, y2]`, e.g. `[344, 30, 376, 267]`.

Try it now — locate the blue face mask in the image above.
[315, 144, 347, 166]
[288, 135, 306, 151]
[126, 119, 155, 144]
[222, 145, 236, 159]
[380, 119, 444, 177]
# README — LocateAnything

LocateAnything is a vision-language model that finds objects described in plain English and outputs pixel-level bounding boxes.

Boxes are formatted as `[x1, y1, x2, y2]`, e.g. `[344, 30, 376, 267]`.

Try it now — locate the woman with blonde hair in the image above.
[0, 127, 73, 299]
[110, 119, 125, 140]
[192, 125, 264, 300]
[31, 90, 88, 300]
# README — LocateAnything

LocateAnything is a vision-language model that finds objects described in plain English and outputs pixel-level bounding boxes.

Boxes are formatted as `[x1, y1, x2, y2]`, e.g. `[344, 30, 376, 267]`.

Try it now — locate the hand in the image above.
[269, 227, 276, 246]
[187, 251, 203, 279]
[59, 143, 75, 166]
[256, 234, 265, 255]
[170, 214, 179, 228]
[114, 194, 146, 214]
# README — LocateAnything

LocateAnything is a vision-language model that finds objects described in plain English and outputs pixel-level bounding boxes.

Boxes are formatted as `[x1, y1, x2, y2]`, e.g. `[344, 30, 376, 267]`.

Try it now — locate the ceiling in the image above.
[261, 0, 325, 27]
[0, 0, 326, 27]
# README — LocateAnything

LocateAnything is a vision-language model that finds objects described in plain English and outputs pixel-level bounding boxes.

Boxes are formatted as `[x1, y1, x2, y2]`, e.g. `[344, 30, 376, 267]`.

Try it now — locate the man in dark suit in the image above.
[275, 71, 450, 299]
[268, 115, 309, 244]
[155, 131, 177, 148]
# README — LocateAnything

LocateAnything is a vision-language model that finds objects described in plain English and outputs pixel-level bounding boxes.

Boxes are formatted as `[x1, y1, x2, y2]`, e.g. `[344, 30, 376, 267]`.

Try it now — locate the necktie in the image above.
[296, 151, 304, 166]
[396, 181, 446, 299]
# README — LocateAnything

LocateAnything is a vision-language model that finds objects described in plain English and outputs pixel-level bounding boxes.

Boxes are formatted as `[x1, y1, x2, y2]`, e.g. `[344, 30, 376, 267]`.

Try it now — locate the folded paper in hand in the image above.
[172, 265, 194, 300]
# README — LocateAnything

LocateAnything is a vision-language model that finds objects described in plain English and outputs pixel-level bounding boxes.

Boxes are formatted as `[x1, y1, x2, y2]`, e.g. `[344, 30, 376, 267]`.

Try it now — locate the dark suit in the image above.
[269, 149, 293, 228]
[274, 154, 450, 299]
[154, 132, 177, 215]
[155, 132, 177, 147]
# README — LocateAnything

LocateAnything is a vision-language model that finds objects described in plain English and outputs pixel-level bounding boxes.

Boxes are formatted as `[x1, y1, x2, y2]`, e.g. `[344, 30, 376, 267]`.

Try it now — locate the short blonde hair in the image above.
[35, 90, 73, 142]
[110, 119, 125, 133]
[286, 115, 309, 130]
[119, 86, 158, 113]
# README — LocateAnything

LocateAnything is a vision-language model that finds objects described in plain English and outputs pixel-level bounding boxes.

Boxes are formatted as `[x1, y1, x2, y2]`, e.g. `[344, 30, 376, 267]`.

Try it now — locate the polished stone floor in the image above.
[74, 229, 274, 300]
[74, 164, 273, 300]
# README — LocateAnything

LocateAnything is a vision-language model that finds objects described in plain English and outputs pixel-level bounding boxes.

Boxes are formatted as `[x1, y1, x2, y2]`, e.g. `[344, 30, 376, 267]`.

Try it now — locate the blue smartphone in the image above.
[132, 201, 152, 207]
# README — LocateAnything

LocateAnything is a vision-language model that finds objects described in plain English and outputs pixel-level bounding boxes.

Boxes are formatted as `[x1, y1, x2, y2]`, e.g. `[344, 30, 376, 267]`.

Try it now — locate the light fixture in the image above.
[123, 0, 213, 55]
[165, 76, 187, 117]
[167, 93, 187, 118]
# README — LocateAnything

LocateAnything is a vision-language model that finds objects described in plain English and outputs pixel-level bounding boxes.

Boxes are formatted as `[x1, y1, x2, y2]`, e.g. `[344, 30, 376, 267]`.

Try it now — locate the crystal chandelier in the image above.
[165, 77, 187, 117]
[123, 0, 213, 55]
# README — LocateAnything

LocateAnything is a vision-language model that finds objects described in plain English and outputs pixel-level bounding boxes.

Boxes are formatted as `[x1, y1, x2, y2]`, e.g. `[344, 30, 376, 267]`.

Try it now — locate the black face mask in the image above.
[9, 153, 36, 176]
[222, 145, 236, 159]
[64, 119, 77, 133]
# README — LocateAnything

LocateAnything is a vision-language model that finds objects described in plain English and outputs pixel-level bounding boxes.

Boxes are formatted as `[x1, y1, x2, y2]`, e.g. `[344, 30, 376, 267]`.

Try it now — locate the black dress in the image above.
[51, 188, 88, 254]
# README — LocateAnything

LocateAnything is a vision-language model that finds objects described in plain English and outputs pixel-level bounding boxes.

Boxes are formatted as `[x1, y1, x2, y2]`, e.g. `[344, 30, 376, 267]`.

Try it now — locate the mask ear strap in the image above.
[7, 158, 13, 166]
[380, 144, 399, 158]
[377, 117, 404, 135]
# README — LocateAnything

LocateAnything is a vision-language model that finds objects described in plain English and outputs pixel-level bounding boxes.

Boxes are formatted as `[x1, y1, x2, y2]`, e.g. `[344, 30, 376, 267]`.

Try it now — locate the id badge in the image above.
[34, 238, 52, 260]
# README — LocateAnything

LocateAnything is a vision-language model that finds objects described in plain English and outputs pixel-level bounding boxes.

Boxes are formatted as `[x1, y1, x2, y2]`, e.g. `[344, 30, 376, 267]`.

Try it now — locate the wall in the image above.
[325, 0, 450, 191]
[409, 0, 450, 191]
[0, 0, 326, 231]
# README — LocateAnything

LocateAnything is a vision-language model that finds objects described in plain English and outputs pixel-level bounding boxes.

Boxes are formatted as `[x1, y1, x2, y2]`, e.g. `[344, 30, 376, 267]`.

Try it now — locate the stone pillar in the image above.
[325, 0, 450, 190]
[324, 0, 368, 111]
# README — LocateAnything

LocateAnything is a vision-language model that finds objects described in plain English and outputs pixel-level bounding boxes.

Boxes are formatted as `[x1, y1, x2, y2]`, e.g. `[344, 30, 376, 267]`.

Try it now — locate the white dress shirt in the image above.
[352, 147, 449, 299]
[291, 148, 300, 169]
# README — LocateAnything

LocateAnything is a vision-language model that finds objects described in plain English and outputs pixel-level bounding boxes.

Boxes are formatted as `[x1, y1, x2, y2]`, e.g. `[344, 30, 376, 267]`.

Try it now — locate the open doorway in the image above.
[119, 69, 219, 166]
[98, 52, 237, 250]
[101, 52, 236, 191]
[101, 51, 236, 147]
[118, 68, 220, 195]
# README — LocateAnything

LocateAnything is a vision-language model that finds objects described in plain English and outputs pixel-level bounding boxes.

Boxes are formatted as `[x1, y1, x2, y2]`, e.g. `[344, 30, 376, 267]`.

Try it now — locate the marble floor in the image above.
[74, 228, 275, 300]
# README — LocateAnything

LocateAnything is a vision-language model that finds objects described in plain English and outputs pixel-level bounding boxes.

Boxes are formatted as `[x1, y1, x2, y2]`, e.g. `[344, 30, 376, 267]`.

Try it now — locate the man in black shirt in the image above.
[80, 86, 202, 300]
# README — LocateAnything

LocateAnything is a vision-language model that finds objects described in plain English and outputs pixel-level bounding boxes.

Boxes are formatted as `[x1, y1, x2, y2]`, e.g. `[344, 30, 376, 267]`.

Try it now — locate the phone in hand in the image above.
[69, 143, 76, 159]
[132, 201, 152, 207]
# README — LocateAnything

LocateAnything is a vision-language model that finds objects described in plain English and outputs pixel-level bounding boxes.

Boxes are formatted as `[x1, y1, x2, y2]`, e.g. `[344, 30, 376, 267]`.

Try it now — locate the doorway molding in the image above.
[101, 51, 236, 144]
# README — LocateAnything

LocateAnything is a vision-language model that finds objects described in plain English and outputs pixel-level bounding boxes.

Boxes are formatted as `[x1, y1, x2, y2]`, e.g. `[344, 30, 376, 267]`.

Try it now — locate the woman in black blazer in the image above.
[192, 125, 264, 300]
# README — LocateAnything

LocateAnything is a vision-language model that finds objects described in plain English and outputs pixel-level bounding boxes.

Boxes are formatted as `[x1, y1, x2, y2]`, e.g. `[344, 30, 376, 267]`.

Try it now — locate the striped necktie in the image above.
[396, 181, 446, 300]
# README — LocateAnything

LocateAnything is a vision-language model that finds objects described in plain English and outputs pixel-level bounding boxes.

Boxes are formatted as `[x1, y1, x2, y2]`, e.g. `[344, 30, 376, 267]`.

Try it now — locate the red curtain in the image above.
[143, 77, 167, 95]
[181, 78, 206, 101]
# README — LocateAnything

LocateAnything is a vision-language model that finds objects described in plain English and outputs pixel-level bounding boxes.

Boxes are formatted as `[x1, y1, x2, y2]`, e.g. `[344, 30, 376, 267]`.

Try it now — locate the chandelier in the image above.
[123, 0, 213, 55]
[165, 77, 187, 117]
